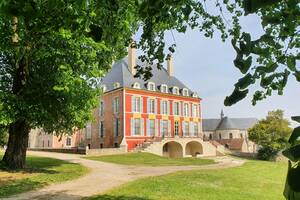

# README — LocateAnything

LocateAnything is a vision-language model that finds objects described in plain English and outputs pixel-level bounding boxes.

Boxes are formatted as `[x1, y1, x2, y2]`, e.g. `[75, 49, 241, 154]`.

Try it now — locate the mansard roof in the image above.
[101, 57, 195, 97]
[203, 117, 258, 131]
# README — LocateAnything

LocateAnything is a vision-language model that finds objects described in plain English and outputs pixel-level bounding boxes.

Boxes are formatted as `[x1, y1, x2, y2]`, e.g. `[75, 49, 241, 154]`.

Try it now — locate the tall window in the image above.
[113, 97, 120, 114]
[99, 101, 104, 116]
[173, 102, 180, 115]
[148, 99, 155, 114]
[192, 104, 198, 117]
[183, 122, 189, 136]
[133, 82, 140, 89]
[161, 120, 168, 136]
[113, 82, 120, 89]
[174, 121, 179, 136]
[134, 118, 141, 135]
[183, 103, 189, 117]
[229, 133, 233, 139]
[133, 96, 141, 113]
[209, 134, 213, 140]
[66, 138, 71, 146]
[148, 119, 155, 136]
[194, 123, 198, 136]
[86, 123, 92, 139]
[114, 118, 120, 137]
[161, 100, 168, 115]
[219, 133, 222, 139]
[99, 121, 104, 138]
[161, 84, 168, 93]
[148, 82, 155, 91]
[173, 87, 179, 95]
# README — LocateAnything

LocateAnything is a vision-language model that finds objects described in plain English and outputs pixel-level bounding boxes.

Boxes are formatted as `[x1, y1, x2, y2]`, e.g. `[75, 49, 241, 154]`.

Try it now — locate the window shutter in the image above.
[118, 119, 121, 136]
[113, 120, 116, 137]
[160, 120, 163, 136]
[140, 97, 143, 113]
[131, 118, 134, 135]
[155, 119, 158, 136]
[179, 102, 182, 116]
[168, 120, 171, 136]
[167, 101, 170, 115]
[141, 118, 144, 136]
[131, 96, 134, 112]
[146, 119, 150, 136]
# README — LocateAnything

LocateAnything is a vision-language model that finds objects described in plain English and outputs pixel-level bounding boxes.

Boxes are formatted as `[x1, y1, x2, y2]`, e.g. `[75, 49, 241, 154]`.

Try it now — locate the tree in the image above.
[0, 0, 298, 170]
[0, 126, 8, 147]
[248, 109, 292, 160]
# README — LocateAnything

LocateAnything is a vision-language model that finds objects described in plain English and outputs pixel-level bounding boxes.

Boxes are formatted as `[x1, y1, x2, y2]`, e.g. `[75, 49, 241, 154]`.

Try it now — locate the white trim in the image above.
[160, 84, 168, 93]
[147, 82, 156, 91]
[133, 82, 141, 89]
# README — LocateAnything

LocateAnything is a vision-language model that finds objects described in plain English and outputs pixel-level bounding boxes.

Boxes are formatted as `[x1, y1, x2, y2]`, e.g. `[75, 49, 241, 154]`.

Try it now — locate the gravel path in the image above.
[2, 151, 245, 200]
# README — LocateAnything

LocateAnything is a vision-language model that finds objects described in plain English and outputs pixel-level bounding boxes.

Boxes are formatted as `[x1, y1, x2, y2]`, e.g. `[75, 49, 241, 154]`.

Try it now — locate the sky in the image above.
[135, 12, 300, 125]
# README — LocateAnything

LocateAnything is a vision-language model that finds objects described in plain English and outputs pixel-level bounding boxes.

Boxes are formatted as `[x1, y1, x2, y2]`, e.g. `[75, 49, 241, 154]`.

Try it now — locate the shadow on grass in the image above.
[88, 195, 151, 200]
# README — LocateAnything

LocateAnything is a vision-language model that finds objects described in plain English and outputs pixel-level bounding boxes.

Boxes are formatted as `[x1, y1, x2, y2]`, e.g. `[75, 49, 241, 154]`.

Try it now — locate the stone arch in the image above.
[162, 141, 183, 158]
[185, 141, 203, 157]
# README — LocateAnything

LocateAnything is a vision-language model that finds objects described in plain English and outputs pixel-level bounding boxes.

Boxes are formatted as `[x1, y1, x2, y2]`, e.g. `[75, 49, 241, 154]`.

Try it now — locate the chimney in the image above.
[167, 54, 174, 76]
[128, 41, 137, 75]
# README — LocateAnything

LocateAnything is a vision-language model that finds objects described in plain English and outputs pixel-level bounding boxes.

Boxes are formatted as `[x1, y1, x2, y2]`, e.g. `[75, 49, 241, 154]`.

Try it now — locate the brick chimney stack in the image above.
[128, 41, 137, 75]
[167, 54, 174, 76]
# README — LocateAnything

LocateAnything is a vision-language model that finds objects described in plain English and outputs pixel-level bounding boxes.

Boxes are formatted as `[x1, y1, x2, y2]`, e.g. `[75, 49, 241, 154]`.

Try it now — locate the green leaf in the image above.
[235, 73, 254, 89]
[287, 56, 296, 71]
[234, 56, 252, 74]
[224, 88, 249, 106]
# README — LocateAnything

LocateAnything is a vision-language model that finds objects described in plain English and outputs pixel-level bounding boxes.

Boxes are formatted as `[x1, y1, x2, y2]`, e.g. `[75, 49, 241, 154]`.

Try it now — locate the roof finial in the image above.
[221, 109, 224, 119]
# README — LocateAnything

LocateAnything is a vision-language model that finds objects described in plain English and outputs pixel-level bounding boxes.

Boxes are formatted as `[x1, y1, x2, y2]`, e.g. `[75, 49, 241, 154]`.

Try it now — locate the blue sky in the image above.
[136, 13, 300, 124]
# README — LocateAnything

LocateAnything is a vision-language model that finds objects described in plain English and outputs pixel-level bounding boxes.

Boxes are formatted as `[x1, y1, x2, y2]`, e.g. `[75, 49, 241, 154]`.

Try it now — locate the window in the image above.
[173, 102, 180, 115]
[192, 92, 198, 98]
[173, 87, 179, 95]
[240, 133, 243, 138]
[114, 118, 120, 137]
[133, 82, 140, 89]
[161, 84, 168, 93]
[161, 100, 168, 115]
[132, 96, 141, 113]
[183, 103, 189, 117]
[161, 120, 168, 136]
[113, 97, 120, 114]
[174, 121, 179, 136]
[194, 123, 198, 136]
[99, 121, 104, 138]
[132, 118, 142, 136]
[219, 133, 222, 139]
[99, 101, 104, 116]
[148, 99, 155, 114]
[100, 143, 103, 149]
[101, 85, 107, 93]
[183, 88, 189, 96]
[66, 138, 71, 146]
[113, 82, 120, 89]
[148, 82, 155, 91]
[183, 122, 189, 137]
[86, 123, 92, 139]
[209, 134, 213, 140]
[148, 119, 155, 136]
[48, 140, 50, 147]
[192, 104, 198, 117]
[229, 133, 233, 139]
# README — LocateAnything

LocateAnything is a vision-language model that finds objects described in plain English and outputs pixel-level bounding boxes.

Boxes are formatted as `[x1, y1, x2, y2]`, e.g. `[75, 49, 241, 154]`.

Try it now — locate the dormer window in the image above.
[101, 85, 107, 93]
[147, 82, 155, 91]
[192, 92, 198, 98]
[172, 87, 179, 95]
[113, 82, 120, 89]
[133, 82, 141, 89]
[182, 88, 189, 96]
[161, 84, 168, 93]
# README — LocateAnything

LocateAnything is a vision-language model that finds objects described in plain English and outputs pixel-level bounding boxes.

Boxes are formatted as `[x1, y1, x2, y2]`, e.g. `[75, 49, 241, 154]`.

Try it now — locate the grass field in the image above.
[85, 152, 215, 166]
[0, 151, 88, 198]
[89, 160, 287, 200]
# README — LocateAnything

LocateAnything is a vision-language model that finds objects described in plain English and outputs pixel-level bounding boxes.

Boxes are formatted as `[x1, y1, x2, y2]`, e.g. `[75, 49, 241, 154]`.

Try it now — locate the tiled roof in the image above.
[203, 117, 258, 131]
[216, 139, 245, 150]
[101, 57, 195, 96]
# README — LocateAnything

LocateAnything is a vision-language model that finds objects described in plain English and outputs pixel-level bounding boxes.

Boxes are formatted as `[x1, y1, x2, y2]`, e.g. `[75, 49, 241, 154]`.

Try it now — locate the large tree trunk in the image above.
[2, 120, 30, 169]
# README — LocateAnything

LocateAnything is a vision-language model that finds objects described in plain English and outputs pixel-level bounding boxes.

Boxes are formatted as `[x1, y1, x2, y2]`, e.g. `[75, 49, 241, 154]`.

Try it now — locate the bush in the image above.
[257, 147, 279, 161]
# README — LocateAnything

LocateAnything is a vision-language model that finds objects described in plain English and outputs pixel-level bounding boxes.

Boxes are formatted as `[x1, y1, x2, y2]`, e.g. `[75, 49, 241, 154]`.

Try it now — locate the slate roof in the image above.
[203, 117, 258, 131]
[101, 57, 196, 97]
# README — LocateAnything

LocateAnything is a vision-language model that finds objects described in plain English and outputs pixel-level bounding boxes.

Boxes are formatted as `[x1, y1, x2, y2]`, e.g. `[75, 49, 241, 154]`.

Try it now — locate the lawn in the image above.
[89, 160, 287, 200]
[85, 152, 215, 166]
[0, 151, 88, 198]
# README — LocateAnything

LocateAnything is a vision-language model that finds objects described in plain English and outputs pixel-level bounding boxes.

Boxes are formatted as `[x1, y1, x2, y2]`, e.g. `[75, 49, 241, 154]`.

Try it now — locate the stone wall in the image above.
[86, 146, 127, 156]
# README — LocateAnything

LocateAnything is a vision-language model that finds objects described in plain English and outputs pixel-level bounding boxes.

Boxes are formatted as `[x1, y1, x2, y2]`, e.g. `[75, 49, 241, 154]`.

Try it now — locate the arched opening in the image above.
[185, 141, 203, 157]
[162, 141, 183, 158]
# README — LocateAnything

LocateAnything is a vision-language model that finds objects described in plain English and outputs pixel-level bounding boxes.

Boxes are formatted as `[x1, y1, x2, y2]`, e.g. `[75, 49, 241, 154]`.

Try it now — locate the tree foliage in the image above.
[248, 109, 292, 160]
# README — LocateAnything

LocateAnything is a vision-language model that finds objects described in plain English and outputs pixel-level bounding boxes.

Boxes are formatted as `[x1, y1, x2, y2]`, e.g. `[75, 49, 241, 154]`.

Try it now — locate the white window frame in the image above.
[161, 100, 168, 115]
[132, 118, 143, 136]
[161, 84, 168, 93]
[173, 101, 180, 116]
[113, 82, 120, 89]
[99, 121, 105, 138]
[192, 92, 198, 98]
[192, 104, 198, 117]
[113, 97, 120, 114]
[66, 137, 72, 146]
[133, 82, 141, 89]
[173, 87, 179, 95]
[147, 82, 156, 91]
[86, 123, 92, 139]
[182, 88, 189, 96]
[183, 103, 190, 117]
[132, 96, 142, 113]
[99, 100, 104, 116]
[101, 85, 107, 93]
[148, 98, 156, 114]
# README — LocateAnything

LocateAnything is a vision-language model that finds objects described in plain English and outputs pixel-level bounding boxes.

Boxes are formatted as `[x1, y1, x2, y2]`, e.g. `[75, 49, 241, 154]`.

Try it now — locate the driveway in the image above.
[2, 151, 245, 200]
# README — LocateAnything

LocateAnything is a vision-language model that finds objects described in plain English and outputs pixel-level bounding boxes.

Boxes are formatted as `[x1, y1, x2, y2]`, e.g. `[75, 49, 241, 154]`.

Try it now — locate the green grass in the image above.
[0, 151, 88, 198]
[89, 160, 287, 200]
[85, 152, 215, 166]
